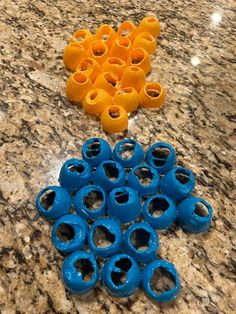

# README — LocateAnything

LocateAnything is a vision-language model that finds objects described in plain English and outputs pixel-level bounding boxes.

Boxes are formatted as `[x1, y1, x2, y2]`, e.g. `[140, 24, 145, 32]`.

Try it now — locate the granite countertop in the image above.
[0, 0, 235, 313]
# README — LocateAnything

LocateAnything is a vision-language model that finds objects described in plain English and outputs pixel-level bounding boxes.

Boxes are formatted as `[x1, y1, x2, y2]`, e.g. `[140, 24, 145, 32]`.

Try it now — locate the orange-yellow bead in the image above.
[102, 57, 126, 79]
[110, 37, 132, 61]
[95, 24, 117, 48]
[120, 66, 146, 92]
[66, 72, 93, 103]
[63, 42, 87, 71]
[133, 32, 156, 55]
[127, 48, 151, 74]
[139, 82, 165, 108]
[117, 21, 137, 42]
[71, 29, 94, 50]
[76, 58, 102, 83]
[100, 105, 128, 133]
[83, 89, 112, 115]
[94, 72, 119, 96]
[138, 16, 161, 38]
[88, 40, 109, 65]
[113, 87, 140, 113]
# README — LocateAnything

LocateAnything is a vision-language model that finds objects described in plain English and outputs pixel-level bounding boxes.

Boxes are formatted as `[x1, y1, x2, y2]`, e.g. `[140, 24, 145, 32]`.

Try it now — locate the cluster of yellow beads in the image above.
[63, 16, 165, 133]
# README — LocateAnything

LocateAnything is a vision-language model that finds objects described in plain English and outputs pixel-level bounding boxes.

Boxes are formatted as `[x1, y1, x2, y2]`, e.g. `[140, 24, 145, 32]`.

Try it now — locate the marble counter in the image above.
[0, 0, 235, 313]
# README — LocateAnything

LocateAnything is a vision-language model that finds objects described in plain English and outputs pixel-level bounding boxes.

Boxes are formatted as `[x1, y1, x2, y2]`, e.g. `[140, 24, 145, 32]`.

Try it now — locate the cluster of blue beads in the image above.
[36, 138, 213, 302]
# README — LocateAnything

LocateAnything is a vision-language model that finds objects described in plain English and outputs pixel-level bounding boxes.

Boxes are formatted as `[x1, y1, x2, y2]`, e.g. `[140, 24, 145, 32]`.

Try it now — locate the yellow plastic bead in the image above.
[87, 40, 109, 65]
[100, 105, 128, 133]
[76, 58, 102, 83]
[102, 57, 126, 79]
[66, 72, 93, 103]
[110, 37, 132, 61]
[139, 82, 165, 108]
[113, 87, 140, 113]
[138, 16, 161, 38]
[127, 48, 151, 74]
[117, 21, 137, 42]
[120, 66, 146, 92]
[71, 29, 94, 50]
[83, 89, 112, 115]
[94, 72, 119, 96]
[133, 32, 156, 55]
[95, 24, 117, 48]
[63, 42, 87, 71]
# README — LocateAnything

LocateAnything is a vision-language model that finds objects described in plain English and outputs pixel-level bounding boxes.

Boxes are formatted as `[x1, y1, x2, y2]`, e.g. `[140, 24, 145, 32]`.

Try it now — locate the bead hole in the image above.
[111, 258, 132, 286]
[80, 60, 93, 71]
[194, 202, 209, 217]
[108, 58, 123, 65]
[90, 92, 98, 100]
[115, 191, 129, 204]
[103, 163, 119, 181]
[152, 147, 170, 167]
[56, 223, 75, 242]
[105, 73, 118, 87]
[118, 37, 130, 47]
[73, 73, 87, 84]
[117, 87, 132, 94]
[108, 107, 120, 119]
[92, 42, 106, 56]
[134, 167, 154, 186]
[99, 26, 111, 41]
[148, 198, 170, 217]
[93, 226, 115, 248]
[74, 258, 94, 282]
[147, 17, 156, 23]
[75, 30, 86, 42]
[131, 228, 150, 251]
[145, 83, 161, 98]
[131, 49, 145, 65]
[120, 22, 133, 36]
[86, 140, 101, 158]
[83, 190, 103, 211]
[68, 164, 85, 173]
[150, 267, 176, 294]
[40, 190, 56, 211]
[175, 169, 190, 184]
[119, 142, 135, 159]
[142, 33, 153, 41]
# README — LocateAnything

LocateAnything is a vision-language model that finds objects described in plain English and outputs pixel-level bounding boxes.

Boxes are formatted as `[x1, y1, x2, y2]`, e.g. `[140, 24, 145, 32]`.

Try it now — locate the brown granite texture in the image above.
[0, 0, 236, 313]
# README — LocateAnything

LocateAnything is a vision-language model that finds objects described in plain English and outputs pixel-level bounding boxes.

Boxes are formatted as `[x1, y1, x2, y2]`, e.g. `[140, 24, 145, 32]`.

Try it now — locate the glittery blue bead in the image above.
[87, 217, 122, 258]
[177, 196, 213, 233]
[101, 253, 141, 297]
[59, 158, 92, 192]
[160, 167, 195, 202]
[127, 164, 160, 196]
[112, 139, 144, 168]
[82, 138, 111, 167]
[52, 214, 88, 254]
[143, 194, 176, 230]
[107, 186, 141, 223]
[74, 185, 107, 220]
[36, 186, 71, 220]
[145, 142, 176, 174]
[142, 259, 180, 303]
[61, 251, 99, 294]
[123, 222, 159, 263]
[93, 160, 126, 192]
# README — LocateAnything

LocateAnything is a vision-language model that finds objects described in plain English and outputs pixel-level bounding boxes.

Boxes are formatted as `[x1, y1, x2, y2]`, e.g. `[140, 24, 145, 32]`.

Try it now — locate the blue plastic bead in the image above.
[123, 222, 159, 263]
[143, 194, 176, 230]
[59, 158, 92, 192]
[177, 196, 213, 233]
[82, 138, 111, 167]
[36, 186, 71, 220]
[74, 185, 107, 220]
[93, 160, 126, 192]
[88, 218, 122, 258]
[52, 214, 88, 254]
[142, 259, 180, 303]
[61, 251, 99, 294]
[145, 142, 176, 174]
[127, 164, 160, 196]
[107, 186, 141, 224]
[101, 253, 141, 297]
[160, 167, 195, 202]
[112, 139, 144, 168]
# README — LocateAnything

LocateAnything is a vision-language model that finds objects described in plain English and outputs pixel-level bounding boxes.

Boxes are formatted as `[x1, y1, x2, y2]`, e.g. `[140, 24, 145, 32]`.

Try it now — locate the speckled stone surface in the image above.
[0, 0, 235, 313]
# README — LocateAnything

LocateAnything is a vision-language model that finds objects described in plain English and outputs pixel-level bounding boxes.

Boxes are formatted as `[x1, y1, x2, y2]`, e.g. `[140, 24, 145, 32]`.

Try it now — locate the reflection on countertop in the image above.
[0, 0, 235, 313]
